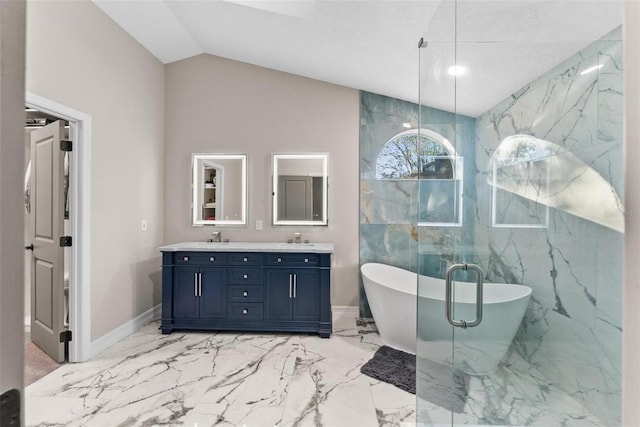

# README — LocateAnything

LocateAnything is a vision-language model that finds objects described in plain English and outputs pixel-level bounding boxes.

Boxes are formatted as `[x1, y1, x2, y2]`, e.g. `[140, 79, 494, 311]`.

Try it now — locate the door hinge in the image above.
[60, 236, 72, 247]
[0, 388, 21, 427]
[59, 330, 72, 343]
[60, 140, 72, 152]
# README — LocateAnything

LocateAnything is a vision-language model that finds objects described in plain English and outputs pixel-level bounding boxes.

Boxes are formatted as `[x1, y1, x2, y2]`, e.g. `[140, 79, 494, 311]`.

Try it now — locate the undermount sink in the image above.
[191, 241, 230, 247]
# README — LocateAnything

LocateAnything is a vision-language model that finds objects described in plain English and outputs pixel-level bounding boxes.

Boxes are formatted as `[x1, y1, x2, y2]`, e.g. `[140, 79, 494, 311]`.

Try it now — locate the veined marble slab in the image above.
[159, 241, 335, 254]
[26, 318, 606, 426]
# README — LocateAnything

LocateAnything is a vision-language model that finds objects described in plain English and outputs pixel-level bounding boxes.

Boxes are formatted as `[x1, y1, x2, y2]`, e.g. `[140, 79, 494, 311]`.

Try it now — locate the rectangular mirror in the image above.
[192, 153, 247, 226]
[272, 153, 328, 226]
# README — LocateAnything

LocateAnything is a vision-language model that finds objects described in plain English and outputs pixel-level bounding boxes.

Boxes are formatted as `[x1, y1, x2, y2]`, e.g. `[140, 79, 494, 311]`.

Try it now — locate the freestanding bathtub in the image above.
[361, 262, 532, 375]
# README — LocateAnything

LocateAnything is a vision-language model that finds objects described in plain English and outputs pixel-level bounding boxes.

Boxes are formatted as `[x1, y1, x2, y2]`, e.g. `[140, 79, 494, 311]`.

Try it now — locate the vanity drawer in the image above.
[228, 267, 263, 284]
[228, 285, 264, 302]
[229, 253, 264, 266]
[174, 252, 227, 265]
[228, 303, 263, 321]
[265, 253, 320, 267]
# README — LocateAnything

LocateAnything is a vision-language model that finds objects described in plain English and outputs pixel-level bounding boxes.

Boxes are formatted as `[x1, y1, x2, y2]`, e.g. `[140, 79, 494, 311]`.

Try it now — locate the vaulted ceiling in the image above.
[93, 0, 623, 117]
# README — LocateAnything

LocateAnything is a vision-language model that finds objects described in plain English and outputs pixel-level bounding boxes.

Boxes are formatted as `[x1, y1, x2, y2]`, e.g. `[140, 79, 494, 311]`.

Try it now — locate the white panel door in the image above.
[29, 120, 65, 363]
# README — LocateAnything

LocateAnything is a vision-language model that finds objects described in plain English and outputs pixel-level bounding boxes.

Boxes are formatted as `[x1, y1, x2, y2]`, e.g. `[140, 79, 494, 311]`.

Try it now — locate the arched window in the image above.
[375, 129, 456, 180]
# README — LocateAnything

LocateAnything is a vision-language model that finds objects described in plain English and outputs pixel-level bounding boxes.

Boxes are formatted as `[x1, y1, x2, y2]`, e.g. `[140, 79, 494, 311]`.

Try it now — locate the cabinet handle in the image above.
[242, 309, 248, 315]
[210, 256, 215, 262]
[243, 273, 248, 279]
[293, 273, 297, 298]
[198, 272, 202, 297]
[194, 273, 198, 297]
[289, 274, 293, 299]
[183, 256, 189, 262]
[243, 291, 248, 297]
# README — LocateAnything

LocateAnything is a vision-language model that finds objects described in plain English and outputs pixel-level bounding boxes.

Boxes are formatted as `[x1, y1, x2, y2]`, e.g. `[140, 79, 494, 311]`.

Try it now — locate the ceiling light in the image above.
[447, 65, 467, 77]
[580, 64, 604, 75]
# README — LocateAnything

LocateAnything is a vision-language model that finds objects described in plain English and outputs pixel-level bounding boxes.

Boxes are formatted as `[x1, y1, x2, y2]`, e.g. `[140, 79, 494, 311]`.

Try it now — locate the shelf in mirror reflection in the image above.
[191, 153, 247, 227]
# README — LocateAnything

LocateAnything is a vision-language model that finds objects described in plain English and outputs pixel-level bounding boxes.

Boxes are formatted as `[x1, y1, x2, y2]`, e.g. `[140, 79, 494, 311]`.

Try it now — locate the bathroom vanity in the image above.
[159, 242, 333, 337]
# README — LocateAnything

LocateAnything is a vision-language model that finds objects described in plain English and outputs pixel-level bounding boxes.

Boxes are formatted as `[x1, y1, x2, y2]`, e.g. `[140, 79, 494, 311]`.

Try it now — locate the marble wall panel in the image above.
[359, 92, 476, 317]
[475, 31, 623, 426]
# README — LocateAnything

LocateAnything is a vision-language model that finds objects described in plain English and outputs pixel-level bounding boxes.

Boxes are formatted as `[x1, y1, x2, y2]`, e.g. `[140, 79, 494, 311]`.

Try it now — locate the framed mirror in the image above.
[192, 153, 247, 226]
[272, 153, 328, 226]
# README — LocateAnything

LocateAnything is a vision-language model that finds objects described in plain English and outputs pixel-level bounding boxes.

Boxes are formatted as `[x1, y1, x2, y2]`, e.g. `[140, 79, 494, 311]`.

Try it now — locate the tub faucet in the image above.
[294, 232, 301, 243]
[209, 231, 221, 243]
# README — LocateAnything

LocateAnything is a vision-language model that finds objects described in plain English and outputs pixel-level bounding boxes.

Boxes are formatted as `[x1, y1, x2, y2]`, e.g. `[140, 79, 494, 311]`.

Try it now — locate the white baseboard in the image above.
[152, 304, 162, 321]
[332, 305, 359, 324]
[24, 315, 31, 333]
[90, 304, 161, 359]
[89, 305, 355, 359]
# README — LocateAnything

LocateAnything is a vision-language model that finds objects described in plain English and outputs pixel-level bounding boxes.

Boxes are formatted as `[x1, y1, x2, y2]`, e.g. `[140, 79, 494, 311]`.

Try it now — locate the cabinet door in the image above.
[292, 269, 321, 321]
[265, 269, 293, 321]
[174, 266, 200, 319]
[199, 267, 227, 319]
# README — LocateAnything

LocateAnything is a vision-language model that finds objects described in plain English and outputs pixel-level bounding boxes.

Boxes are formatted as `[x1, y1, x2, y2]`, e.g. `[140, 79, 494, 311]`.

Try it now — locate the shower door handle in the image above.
[445, 263, 483, 328]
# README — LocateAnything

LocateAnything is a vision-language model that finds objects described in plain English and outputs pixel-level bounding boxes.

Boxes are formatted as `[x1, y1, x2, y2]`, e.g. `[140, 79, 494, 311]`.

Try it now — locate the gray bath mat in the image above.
[361, 345, 417, 393]
[360, 346, 469, 413]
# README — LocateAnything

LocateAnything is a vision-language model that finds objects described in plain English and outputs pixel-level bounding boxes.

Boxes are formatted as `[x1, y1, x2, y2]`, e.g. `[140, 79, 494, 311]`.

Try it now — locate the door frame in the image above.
[26, 92, 91, 362]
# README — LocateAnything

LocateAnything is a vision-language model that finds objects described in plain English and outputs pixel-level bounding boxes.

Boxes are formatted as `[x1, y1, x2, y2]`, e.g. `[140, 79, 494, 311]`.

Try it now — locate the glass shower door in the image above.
[416, 1, 623, 426]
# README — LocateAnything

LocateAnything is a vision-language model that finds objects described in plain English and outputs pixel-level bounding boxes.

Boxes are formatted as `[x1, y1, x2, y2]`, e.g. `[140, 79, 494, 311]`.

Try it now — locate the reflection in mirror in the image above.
[488, 134, 624, 232]
[192, 154, 247, 226]
[272, 154, 328, 226]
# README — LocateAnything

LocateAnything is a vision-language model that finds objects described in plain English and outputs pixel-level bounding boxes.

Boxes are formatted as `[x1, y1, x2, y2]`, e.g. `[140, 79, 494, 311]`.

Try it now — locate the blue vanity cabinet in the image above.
[264, 269, 296, 321]
[173, 266, 227, 320]
[161, 249, 331, 337]
[162, 251, 227, 333]
[292, 269, 322, 321]
[264, 269, 320, 322]
[172, 266, 199, 319]
[227, 252, 265, 322]
[264, 253, 331, 337]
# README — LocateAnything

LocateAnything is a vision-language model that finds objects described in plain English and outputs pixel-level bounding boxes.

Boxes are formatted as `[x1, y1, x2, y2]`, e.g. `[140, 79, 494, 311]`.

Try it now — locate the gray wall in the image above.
[623, 2, 640, 421]
[26, 0, 165, 340]
[0, 0, 26, 407]
[164, 54, 360, 307]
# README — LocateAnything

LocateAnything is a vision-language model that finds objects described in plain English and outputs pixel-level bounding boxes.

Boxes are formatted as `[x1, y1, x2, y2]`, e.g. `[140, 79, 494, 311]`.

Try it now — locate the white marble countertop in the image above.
[159, 241, 334, 254]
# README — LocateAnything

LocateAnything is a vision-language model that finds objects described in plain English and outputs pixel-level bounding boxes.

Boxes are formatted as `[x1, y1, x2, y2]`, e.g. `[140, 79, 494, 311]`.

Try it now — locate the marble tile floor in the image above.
[26, 316, 606, 427]
[25, 316, 414, 427]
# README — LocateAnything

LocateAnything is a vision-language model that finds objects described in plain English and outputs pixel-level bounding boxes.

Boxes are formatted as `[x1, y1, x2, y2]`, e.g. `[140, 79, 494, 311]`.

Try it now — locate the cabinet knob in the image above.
[277, 257, 282, 263]
[242, 309, 248, 315]
[183, 256, 189, 261]
[243, 257, 248, 262]
[243, 274, 248, 279]
[305, 258, 309, 263]
[210, 256, 215, 262]
[243, 291, 248, 297]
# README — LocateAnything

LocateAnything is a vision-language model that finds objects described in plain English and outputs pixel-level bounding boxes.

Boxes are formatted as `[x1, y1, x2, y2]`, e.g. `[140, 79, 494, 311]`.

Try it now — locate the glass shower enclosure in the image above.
[415, 1, 623, 425]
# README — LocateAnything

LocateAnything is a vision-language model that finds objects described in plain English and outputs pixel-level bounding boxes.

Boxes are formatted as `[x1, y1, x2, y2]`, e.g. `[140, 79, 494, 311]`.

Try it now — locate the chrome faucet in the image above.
[294, 232, 301, 244]
[209, 231, 221, 242]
